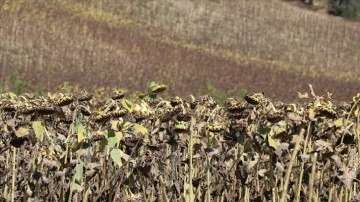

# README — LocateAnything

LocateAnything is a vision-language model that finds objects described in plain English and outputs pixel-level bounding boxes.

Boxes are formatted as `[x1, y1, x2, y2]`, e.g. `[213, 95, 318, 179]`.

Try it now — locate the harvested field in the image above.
[0, 0, 359, 100]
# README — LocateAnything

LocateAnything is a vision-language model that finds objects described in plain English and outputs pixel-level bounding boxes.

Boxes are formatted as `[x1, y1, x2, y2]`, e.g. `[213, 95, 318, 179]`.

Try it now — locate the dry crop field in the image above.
[0, 0, 359, 101]
[1, 1, 360, 201]
[1, 83, 360, 201]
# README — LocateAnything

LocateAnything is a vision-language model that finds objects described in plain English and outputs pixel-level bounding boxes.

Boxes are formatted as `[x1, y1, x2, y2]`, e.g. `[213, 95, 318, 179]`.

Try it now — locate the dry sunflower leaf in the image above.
[291, 134, 304, 145]
[269, 120, 287, 139]
[86, 162, 101, 170]
[205, 147, 219, 157]
[332, 117, 345, 128]
[275, 161, 285, 173]
[301, 154, 310, 161]
[110, 120, 121, 131]
[41, 175, 51, 185]
[338, 165, 357, 188]
[15, 127, 30, 138]
[257, 169, 267, 177]
[331, 154, 343, 168]
[26, 184, 33, 196]
[77, 148, 92, 158]
[314, 140, 333, 152]
[287, 112, 303, 122]
[42, 158, 60, 169]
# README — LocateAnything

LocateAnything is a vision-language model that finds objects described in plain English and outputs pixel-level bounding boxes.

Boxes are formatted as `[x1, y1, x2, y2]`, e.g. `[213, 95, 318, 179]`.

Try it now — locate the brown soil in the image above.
[0, 1, 359, 102]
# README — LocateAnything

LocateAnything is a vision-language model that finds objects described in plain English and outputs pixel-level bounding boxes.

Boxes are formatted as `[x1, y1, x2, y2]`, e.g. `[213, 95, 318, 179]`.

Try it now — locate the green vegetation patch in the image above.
[329, 0, 360, 20]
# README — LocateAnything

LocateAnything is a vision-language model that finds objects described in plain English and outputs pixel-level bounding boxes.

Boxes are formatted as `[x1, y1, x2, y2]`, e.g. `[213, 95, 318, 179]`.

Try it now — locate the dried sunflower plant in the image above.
[0, 83, 360, 202]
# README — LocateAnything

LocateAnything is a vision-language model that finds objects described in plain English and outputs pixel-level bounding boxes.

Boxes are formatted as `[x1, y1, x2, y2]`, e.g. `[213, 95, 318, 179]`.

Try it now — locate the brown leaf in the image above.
[287, 112, 303, 122]
[314, 140, 333, 152]
[338, 165, 356, 188]
[331, 155, 343, 169]
[275, 162, 285, 173]
[205, 147, 220, 157]
[257, 169, 267, 177]
[15, 127, 31, 138]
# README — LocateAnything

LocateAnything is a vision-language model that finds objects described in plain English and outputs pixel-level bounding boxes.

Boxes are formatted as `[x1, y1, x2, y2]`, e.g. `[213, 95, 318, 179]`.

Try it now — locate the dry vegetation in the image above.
[0, 0, 359, 101]
[1, 84, 360, 201]
[1, 1, 360, 201]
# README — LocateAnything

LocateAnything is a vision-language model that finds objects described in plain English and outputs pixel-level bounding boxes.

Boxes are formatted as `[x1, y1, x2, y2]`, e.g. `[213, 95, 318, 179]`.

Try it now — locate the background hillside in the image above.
[0, 0, 359, 101]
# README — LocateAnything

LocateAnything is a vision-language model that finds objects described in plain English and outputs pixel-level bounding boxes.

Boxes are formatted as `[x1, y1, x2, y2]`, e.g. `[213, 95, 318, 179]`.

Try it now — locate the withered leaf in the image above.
[338, 165, 356, 188]
[15, 127, 30, 138]
[257, 169, 267, 177]
[314, 140, 333, 152]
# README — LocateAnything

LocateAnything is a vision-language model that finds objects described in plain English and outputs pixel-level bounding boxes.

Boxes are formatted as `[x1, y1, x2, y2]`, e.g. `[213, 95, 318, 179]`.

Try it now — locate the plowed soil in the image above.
[0, 0, 359, 102]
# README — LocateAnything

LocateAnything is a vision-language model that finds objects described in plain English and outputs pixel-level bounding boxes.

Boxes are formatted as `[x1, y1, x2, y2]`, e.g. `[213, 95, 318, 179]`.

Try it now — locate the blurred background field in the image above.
[0, 0, 360, 101]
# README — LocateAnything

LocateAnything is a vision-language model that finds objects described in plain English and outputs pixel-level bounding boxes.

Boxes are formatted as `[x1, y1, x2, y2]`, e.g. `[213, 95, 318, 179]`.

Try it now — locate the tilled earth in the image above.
[0, 0, 359, 102]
